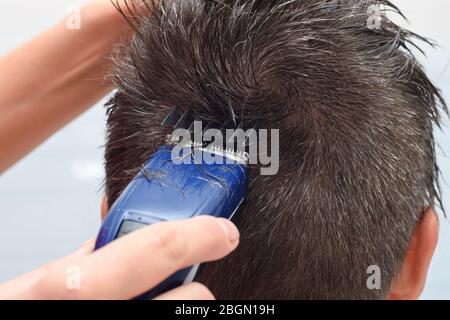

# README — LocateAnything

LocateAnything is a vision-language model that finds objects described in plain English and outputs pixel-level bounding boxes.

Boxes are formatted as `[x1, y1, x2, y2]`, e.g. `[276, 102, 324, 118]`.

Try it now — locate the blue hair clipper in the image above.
[95, 107, 249, 299]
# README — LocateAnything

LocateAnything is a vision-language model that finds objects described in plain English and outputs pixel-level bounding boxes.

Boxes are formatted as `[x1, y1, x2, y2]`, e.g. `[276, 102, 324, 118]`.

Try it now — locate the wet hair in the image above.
[104, 0, 447, 299]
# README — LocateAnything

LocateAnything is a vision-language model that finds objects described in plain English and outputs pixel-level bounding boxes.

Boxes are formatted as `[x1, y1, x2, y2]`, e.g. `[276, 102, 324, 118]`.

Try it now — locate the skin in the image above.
[0, 215, 240, 299]
[0, 0, 439, 299]
[0, 0, 134, 173]
[0, 0, 239, 300]
[388, 207, 439, 300]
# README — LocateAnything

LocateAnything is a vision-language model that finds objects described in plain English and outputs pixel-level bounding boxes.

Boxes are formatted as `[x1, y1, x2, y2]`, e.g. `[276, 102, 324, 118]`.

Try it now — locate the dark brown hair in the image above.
[104, 0, 447, 299]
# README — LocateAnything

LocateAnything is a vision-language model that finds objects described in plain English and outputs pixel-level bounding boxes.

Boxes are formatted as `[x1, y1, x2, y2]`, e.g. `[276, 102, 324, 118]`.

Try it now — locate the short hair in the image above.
[104, 0, 447, 299]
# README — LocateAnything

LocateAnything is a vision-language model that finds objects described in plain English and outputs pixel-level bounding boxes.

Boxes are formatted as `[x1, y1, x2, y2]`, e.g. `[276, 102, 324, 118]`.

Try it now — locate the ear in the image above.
[388, 207, 439, 300]
[101, 194, 109, 221]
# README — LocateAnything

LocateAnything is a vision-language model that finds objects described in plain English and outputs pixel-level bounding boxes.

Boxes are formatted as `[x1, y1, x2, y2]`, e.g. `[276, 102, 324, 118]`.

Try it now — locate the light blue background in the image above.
[0, 0, 448, 299]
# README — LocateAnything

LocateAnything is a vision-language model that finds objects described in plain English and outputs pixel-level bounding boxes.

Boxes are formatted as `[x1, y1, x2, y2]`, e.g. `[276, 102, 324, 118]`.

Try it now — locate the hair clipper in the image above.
[95, 107, 251, 299]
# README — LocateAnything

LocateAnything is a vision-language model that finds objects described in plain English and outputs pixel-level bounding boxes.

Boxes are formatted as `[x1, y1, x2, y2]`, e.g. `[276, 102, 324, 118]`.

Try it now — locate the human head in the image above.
[102, 0, 446, 299]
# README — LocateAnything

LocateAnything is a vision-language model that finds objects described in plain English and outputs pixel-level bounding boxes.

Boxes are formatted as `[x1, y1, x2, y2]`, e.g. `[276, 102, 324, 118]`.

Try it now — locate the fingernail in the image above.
[216, 218, 240, 242]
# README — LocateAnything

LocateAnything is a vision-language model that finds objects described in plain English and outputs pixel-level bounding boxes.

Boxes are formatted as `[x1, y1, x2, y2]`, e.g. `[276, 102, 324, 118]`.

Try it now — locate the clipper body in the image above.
[95, 145, 247, 298]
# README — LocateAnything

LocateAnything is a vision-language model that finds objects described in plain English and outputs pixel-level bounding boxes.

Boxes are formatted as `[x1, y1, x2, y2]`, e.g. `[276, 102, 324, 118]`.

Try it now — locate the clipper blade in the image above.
[161, 106, 257, 164]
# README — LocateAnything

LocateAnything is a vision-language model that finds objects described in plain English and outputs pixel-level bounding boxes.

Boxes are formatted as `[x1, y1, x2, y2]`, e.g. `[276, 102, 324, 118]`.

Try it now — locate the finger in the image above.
[0, 239, 96, 299]
[36, 216, 239, 299]
[0, 268, 49, 299]
[154, 282, 215, 300]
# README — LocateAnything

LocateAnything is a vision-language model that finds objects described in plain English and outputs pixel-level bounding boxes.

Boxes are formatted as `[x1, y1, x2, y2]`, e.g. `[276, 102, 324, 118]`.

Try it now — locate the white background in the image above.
[0, 0, 448, 299]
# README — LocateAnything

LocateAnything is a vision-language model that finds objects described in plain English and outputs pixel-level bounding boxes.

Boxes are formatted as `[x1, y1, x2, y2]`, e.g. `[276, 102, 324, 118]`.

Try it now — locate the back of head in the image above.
[104, 0, 446, 299]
